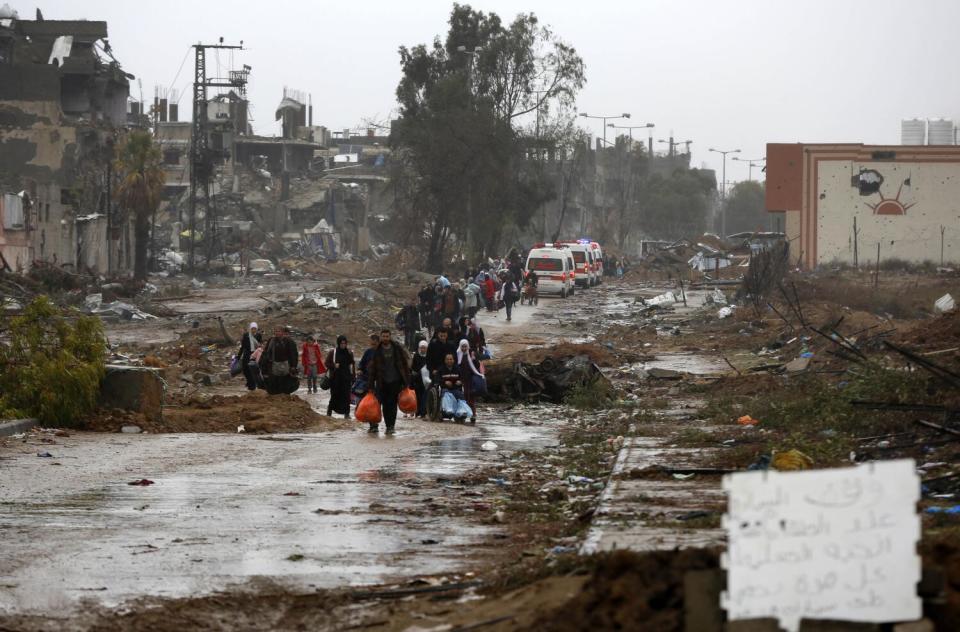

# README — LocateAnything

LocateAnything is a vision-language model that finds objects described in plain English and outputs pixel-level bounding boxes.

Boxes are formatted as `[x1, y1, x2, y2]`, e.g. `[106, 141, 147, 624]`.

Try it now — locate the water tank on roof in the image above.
[928, 118, 954, 145]
[901, 118, 926, 145]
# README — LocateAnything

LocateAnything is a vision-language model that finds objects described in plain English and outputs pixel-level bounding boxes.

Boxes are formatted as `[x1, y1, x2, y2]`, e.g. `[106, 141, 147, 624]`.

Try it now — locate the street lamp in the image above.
[579, 112, 630, 147]
[658, 138, 692, 156]
[709, 147, 741, 237]
[732, 156, 766, 181]
[608, 123, 654, 149]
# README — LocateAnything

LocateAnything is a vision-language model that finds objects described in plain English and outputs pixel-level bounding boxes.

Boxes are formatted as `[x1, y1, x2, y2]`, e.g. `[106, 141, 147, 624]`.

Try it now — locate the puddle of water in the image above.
[414, 406, 560, 477]
[642, 353, 727, 376]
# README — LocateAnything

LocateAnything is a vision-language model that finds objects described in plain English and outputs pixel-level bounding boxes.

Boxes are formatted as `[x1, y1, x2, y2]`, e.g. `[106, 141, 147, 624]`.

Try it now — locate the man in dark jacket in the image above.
[418, 285, 435, 336]
[369, 329, 411, 435]
[426, 328, 456, 384]
[396, 299, 422, 352]
[260, 325, 299, 395]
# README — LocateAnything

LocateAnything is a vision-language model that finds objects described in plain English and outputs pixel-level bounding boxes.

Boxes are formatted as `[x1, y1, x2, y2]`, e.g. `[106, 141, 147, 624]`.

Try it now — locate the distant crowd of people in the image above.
[234, 288, 492, 434]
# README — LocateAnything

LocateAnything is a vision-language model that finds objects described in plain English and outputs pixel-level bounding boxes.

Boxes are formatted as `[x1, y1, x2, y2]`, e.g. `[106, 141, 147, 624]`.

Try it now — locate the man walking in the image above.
[396, 298, 422, 352]
[369, 329, 411, 435]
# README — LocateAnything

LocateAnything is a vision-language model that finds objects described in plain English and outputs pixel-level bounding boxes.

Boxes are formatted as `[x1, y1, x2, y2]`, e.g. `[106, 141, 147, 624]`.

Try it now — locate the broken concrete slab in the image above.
[784, 356, 811, 373]
[98, 365, 164, 422]
[647, 367, 683, 380]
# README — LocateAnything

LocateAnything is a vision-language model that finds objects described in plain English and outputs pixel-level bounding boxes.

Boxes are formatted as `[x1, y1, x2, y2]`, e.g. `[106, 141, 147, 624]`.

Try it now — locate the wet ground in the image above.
[0, 295, 564, 616]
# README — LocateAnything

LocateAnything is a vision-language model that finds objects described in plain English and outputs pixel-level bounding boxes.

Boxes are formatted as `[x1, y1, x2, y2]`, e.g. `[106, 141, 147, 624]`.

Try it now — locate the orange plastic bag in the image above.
[356, 392, 382, 423]
[398, 387, 417, 414]
[737, 415, 760, 426]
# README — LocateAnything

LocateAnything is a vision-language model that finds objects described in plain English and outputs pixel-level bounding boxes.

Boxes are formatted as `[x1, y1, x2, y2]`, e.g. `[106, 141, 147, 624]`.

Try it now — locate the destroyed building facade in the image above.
[766, 142, 960, 268]
[0, 9, 136, 274]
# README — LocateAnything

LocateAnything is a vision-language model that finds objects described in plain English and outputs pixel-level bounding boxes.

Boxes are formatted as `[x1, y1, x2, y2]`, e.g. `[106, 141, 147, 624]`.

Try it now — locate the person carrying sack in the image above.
[369, 329, 411, 435]
[260, 325, 300, 395]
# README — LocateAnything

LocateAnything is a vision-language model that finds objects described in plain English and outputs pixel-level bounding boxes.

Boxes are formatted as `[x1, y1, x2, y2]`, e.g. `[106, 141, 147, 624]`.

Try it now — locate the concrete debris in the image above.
[294, 292, 338, 309]
[935, 293, 955, 313]
[249, 259, 276, 274]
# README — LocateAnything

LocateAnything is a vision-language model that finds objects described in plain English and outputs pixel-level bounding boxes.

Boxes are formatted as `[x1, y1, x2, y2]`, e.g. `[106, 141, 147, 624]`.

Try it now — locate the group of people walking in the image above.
[233, 298, 491, 434]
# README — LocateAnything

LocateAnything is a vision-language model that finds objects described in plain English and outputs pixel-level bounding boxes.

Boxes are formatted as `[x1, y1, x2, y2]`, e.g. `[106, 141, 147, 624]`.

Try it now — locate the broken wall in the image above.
[817, 159, 960, 265]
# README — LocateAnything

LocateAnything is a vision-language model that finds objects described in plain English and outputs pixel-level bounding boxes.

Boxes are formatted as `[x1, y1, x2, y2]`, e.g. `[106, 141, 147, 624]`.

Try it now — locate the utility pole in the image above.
[853, 216, 859, 268]
[188, 39, 245, 272]
[709, 147, 741, 238]
[941, 225, 946, 267]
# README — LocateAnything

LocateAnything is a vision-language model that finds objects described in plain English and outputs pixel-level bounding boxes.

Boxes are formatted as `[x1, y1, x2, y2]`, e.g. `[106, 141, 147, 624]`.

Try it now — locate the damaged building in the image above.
[0, 7, 137, 274]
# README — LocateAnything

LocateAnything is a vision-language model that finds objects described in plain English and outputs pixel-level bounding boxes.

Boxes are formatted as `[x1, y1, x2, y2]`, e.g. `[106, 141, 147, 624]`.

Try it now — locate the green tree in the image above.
[723, 180, 767, 235]
[0, 297, 105, 425]
[639, 168, 717, 240]
[114, 130, 164, 281]
[391, 3, 585, 271]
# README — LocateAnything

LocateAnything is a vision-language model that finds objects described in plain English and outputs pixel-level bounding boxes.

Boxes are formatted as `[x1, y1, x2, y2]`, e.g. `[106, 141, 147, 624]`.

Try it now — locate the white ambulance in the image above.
[525, 246, 573, 298]
[559, 241, 598, 287]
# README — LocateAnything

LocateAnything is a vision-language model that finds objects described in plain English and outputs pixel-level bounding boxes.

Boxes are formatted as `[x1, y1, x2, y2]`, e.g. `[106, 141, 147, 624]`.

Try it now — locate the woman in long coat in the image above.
[325, 335, 356, 418]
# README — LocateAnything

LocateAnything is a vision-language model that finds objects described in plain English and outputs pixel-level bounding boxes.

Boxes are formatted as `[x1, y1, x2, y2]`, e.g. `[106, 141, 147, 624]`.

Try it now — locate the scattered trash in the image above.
[718, 306, 736, 319]
[771, 449, 814, 471]
[421, 538, 440, 545]
[128, 479, 155, 486]
[294, 292, 339, 309]
[656, 325, 681, 336]
[934, 293, 955, 313]
[676, 510, 712, 521]
[237, 425, 246, 433]
[568, 475, 595, 485]
[84, 293, 103, 310]
[737, 415, 760, 426]
[487, 477, 509, 486]
[548, 545, 577, 555]
[120, 425, 142, 434]
[747, 455, 771, 471]
[36, 451, 53, 458]
[711, 289, 728, 305]
[190, 277, 206, 289]
[286, 553, 305, 562]
[672, 473, 696, 480]
[283, 492, 301, 496]
[480, 441, 498, 451]
[924, 505, 960, 514]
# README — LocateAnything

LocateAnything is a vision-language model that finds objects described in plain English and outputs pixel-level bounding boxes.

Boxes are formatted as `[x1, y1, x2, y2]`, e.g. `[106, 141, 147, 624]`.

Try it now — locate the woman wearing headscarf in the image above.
[457, 338, 484, 423]
[466, 317, 487, 359]
[411, 339, 429, 417]
[238, 322, 263, 391]
[325, 335, 355, 419]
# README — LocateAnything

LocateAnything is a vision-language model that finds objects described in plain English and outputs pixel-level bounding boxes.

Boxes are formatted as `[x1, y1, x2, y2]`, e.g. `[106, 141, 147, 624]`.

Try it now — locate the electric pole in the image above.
[188, 39, 246, 271]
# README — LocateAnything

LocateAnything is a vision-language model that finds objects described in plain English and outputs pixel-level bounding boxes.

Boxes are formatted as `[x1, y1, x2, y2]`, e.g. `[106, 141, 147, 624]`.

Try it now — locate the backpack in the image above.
[269, 339, 291, 377]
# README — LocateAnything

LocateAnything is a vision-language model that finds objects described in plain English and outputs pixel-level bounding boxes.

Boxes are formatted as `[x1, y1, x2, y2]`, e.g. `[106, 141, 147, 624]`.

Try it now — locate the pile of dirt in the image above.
[82, 391, 353, 434]
[523, 548, 720, 632]
[895, 308, 960, 352]
[501, 342, 630, 368]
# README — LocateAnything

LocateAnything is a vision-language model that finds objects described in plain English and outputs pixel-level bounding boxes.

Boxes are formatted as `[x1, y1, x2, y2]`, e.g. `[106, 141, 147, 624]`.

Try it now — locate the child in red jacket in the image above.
[301, 336, 326, 393]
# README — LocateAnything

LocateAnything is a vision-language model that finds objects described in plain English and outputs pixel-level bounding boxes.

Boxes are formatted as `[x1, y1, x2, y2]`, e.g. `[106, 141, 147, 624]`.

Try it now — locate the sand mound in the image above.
[82, 391, 353, 434]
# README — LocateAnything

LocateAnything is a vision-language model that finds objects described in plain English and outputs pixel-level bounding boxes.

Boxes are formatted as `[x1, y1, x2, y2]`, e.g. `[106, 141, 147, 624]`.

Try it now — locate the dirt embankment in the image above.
[82, 391, 353, 434]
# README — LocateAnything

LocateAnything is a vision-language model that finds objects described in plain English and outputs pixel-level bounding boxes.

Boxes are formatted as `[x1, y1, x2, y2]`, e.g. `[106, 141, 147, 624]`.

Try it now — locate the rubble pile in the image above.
[485, 353, 606, 404]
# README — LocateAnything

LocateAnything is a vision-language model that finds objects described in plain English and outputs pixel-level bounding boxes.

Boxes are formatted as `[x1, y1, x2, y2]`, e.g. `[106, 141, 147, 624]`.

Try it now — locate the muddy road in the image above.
[0, 295, 569, 616]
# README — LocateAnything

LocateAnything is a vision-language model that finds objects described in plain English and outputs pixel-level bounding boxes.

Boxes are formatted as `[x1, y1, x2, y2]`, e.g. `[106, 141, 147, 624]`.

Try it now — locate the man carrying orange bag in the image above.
[368, 329, 411, 435]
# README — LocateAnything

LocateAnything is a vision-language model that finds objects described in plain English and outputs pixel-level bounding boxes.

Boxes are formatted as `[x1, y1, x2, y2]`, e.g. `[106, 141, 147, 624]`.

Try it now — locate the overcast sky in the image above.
[29, 0, 960, 182]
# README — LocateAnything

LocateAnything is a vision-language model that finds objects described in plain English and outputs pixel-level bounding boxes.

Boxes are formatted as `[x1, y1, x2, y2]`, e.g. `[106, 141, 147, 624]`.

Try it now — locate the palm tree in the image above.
[114, 131, 164, 281]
